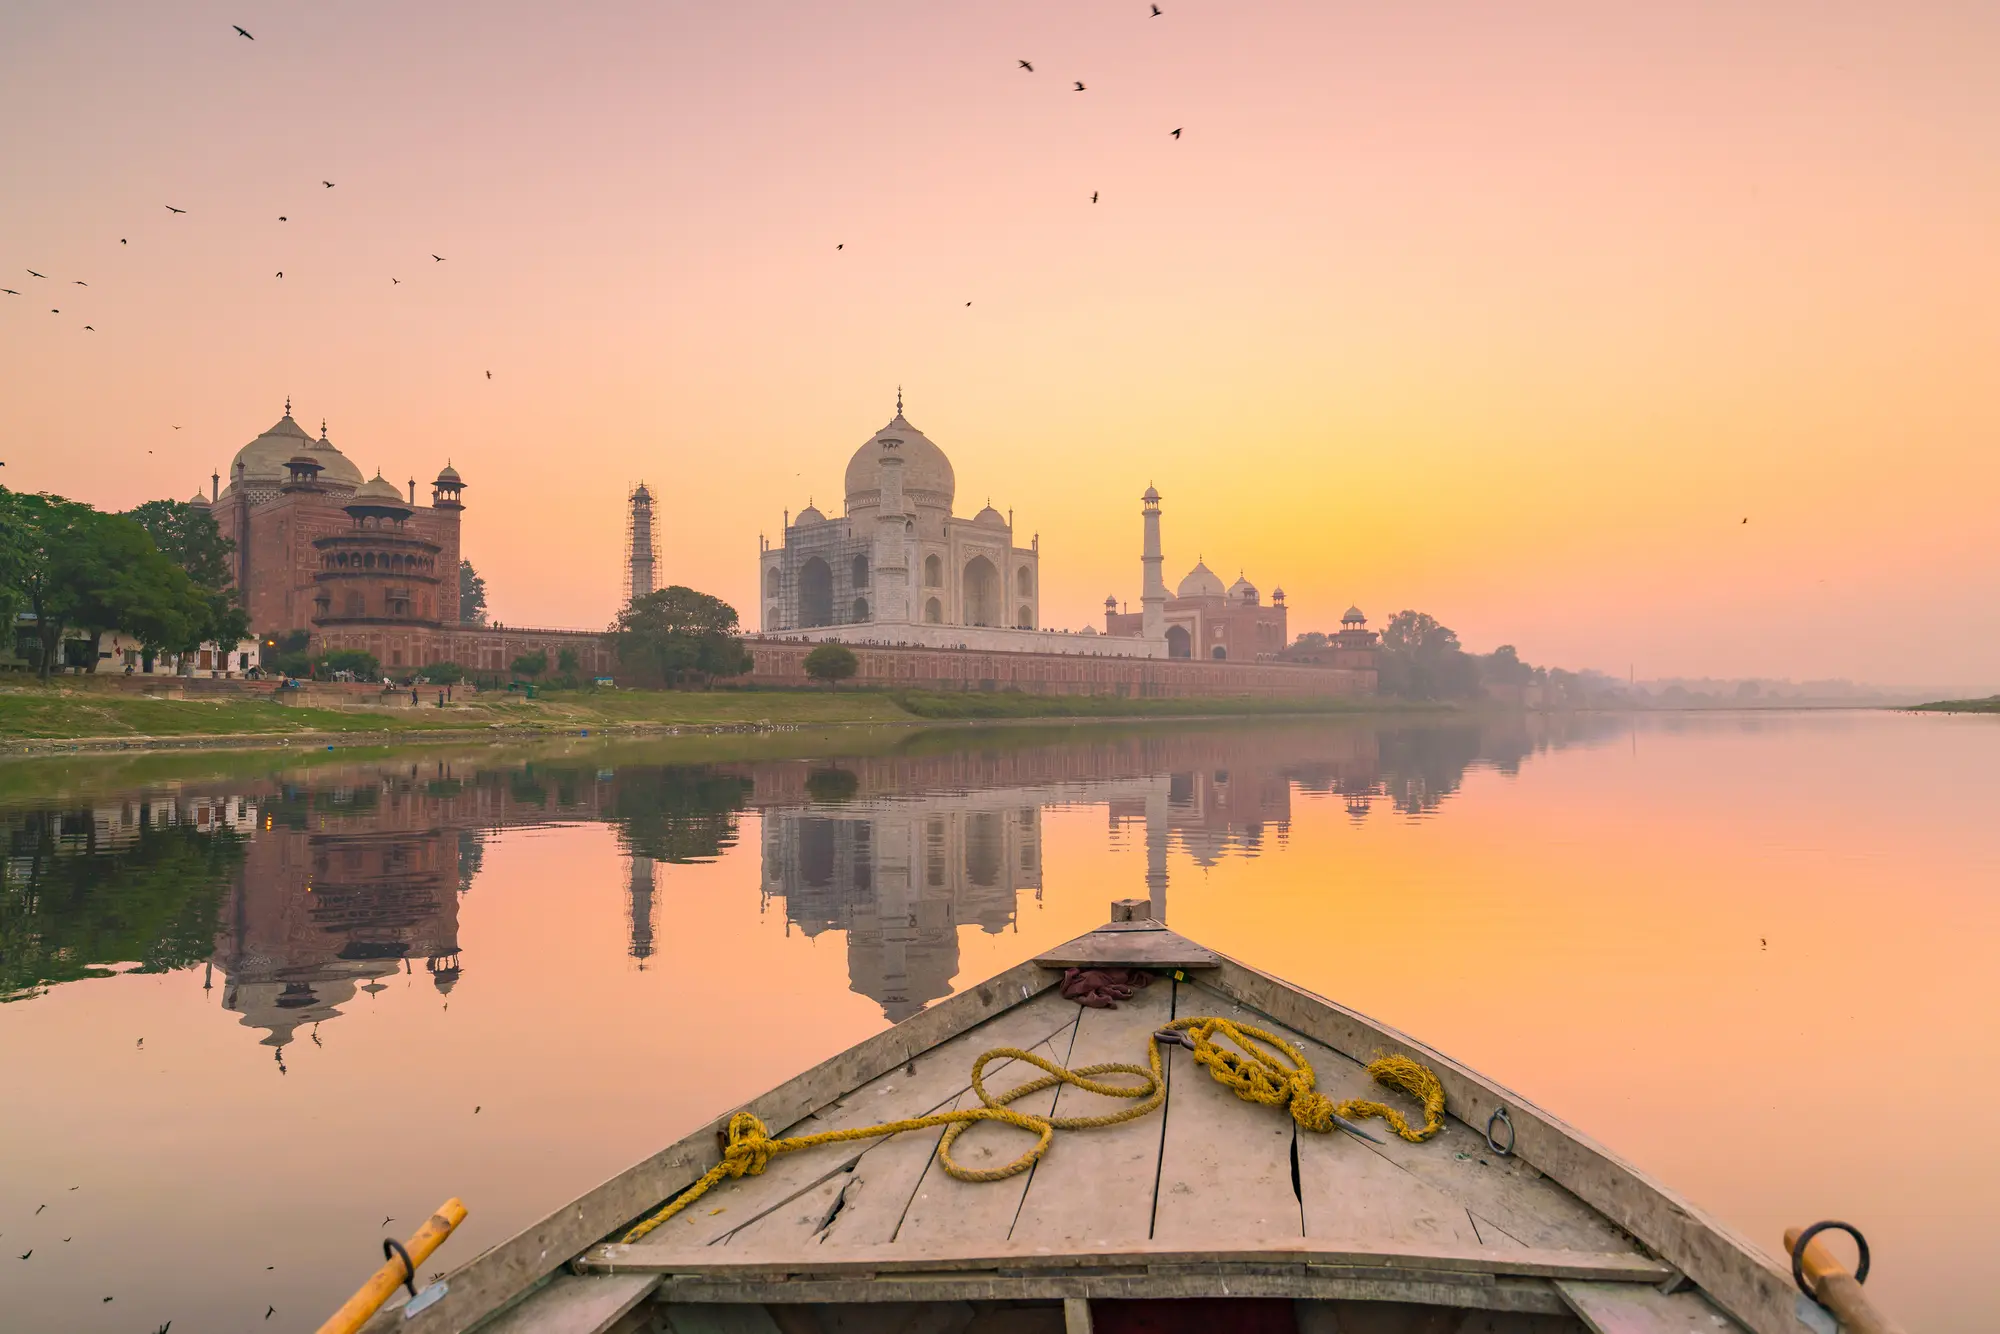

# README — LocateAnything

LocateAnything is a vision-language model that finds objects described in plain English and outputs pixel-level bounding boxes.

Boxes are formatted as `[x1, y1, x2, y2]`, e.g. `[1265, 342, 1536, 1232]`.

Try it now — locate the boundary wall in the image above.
[744, 639, 1374, 698]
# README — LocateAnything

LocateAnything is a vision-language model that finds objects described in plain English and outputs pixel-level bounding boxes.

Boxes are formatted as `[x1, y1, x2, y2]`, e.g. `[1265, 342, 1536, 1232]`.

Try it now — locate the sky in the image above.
[2, 1, 1997, 686]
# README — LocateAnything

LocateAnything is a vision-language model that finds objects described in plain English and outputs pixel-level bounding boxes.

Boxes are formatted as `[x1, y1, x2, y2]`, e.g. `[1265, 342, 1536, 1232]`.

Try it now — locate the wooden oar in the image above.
[1784, 1223, 1907, 1334]
[317, 1199, 467, 1334]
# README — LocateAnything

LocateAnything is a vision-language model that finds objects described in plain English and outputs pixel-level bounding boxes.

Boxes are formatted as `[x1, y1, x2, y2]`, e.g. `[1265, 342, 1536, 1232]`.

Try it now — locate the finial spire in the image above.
[320, 418, 327, 439]
[285, 395, 292, 416]
[896, 385, 903, 417]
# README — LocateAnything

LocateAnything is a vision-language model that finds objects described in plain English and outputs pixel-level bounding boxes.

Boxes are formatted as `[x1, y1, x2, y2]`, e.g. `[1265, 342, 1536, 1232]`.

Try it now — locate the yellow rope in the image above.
[617, 1016, 1444, 1245]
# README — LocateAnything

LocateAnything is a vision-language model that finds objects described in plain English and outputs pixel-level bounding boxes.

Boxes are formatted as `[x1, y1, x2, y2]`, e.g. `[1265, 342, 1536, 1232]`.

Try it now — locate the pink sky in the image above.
[3, 1, 1997, 684]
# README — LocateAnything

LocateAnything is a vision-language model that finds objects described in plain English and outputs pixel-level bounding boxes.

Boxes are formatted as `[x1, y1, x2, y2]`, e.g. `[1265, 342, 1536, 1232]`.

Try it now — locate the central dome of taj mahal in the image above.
[843, 409, 955, 515]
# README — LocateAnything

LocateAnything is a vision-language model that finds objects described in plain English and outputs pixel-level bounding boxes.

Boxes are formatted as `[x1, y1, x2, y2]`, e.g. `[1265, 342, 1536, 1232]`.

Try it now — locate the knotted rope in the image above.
[616, 1015, 1443, 1245]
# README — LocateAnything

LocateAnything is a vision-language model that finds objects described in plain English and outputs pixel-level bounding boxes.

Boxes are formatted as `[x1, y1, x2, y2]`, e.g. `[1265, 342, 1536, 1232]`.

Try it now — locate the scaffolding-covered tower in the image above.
[624, 482, 659, 605]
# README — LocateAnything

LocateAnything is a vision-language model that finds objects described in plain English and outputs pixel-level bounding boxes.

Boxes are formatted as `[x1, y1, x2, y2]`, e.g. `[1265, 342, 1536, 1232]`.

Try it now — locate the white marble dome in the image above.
[845, 411, 955, 513]
[1177, 560, 1225, 599]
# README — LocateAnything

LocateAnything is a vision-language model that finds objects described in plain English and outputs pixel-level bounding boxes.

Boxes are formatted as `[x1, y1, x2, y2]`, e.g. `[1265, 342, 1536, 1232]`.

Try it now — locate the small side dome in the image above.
[1176, 560, 1225, 599]
[1341, 605, 1367, 625]
[435, 463, 463, 484]
[353, 472, 405, 504]
[1142, 484, 1160, 502]
[188, 491, 210, 508]
[973, 503, 1007, 527]
[1080, 625, 1099, 636]
[794, 503, 826, 526]
[1103, 593, 1118, 608]
[1272, 586, 1286, 601]
[1227, 574, 1258, 604]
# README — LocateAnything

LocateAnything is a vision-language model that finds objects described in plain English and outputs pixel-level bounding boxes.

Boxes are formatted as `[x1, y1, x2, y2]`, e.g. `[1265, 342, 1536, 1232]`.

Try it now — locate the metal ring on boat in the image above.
[1790, 1220, 1870, 1296]
[382, 1238, 418, 1300]
[1484, 1106, 1517, 1157]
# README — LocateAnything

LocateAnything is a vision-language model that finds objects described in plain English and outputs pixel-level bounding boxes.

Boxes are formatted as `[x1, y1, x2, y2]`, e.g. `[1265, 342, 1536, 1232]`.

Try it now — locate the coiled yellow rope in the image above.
[617, 1016, 1444, 1245]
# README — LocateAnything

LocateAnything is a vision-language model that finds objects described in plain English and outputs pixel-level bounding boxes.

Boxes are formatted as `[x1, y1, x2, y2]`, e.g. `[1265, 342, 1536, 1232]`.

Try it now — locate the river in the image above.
[0, 711, 1992, 1331]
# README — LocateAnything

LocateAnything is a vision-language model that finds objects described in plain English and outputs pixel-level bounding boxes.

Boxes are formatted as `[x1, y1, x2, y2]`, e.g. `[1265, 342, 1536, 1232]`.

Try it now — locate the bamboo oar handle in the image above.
[317, 1199, 468, 1334]
[1784, 1223, 1908, 1334]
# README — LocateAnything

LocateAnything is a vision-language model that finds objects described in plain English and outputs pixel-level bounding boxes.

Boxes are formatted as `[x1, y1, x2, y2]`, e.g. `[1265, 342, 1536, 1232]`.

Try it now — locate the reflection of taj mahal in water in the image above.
[5, 714, 1612, 1053]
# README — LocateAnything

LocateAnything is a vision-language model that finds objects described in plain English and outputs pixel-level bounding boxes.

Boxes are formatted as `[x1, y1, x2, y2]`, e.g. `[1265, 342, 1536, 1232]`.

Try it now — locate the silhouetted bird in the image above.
[965, 301, 972, 306]
[121, 238, 127, 244]
[381, 1216, 394, 1227]
[83, 325, 94, 331]
[323, 180, 335, 188]
[36, 1205, 46, 1214]
[1, 289, 17, 296]
[1742, 517, 1748, 524]
[431, 254, 445, 262]
[27, 270, 45, 278]
[1091, 191, 1098, 203]
[165, 206, 185, 213]
[1018, 60, 1033, 71]
[1171, 127, 1181, 138]
[266, 1307, 276, 1320]
[18, 1251, 28, 1260]
[233, 25, 253, 39]
[485, 370, 491, 379]
[1073, 81, 1086, 91]
[1152, 4, 1163, 13]
[73, 280, 87, 286]
[50, 308, 58, 313]
[275, 272, 283, 278]
[836, 243, 843, 250]
[278, 216, 287, 222]
[391, 277, 400, 284]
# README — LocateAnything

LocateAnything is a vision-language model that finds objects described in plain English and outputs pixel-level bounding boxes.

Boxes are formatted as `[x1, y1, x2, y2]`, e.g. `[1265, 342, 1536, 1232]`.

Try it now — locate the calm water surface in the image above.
[1, 713, 1993, 1331]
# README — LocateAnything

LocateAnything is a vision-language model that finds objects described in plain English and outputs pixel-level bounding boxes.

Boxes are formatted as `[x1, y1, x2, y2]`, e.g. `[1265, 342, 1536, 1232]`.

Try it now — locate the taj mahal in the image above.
[757, 397, 1297, 660]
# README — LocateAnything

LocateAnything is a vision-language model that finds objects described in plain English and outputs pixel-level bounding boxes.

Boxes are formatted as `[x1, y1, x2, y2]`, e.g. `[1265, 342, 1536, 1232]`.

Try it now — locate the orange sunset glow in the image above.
[4, 1, 1998, 683]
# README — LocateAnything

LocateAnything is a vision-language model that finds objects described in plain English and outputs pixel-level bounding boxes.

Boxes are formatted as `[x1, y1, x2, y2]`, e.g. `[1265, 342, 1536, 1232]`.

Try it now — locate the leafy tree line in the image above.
[1286, 610, 1610, 705]
[613, 586, 751, 688]
[0, 489, 251, 681]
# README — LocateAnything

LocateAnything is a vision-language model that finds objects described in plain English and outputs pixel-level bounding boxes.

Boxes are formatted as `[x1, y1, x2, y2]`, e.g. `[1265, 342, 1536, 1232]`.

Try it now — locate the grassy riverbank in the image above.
[1909, 696, 2000, 713]
[0, 682, 1400, 747]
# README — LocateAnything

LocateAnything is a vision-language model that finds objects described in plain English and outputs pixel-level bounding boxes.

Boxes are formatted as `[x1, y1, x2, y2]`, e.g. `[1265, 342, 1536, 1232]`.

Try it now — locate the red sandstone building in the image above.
[200, 405, 614, 676]
[1103, 560, 1290, 661]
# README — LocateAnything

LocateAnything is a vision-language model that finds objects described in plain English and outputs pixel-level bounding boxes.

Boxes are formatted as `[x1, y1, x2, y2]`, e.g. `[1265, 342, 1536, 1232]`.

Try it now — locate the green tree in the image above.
[803, 642, 859, 688]
[262, 629, 312, 676]
[613, 586, 752, 688]
[557, 647, 579, 674]
[418, 661, 465, 685]
[460, 560, 488, 625]
[0, 492, 207, 680]
[1377, 610, 1480, 701]
[511, 649, 548, 678]
[127, 498, 253, 667]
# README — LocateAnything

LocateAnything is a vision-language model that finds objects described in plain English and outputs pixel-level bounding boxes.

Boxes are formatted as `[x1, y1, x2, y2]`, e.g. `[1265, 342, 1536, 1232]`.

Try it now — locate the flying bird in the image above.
[50, 308, 59, 313]
[18, 1250, 28, 1260]
[83, 325, 94, 331]
[965, 301, 972, 306]
[35, 1205, 46, 1214]
[1, 290, 17, 296]
[391, 277, 400, 284]
[1018, 60, 1033, 71]
[381, 1216, 394, 1227]
[836, 243, 843, 250]
[1152, 3, 1163, 13]
[323, 180, 335, 188]
[431, 254, 445, 262]
[266, 1307, 276, 1319]
[1091, 191, 1098, 203]
[1741, 517, 1748, 524]
[275, 272, 283, 278]
[165, 205, 185, 213]
[73, 280, 87, 286]
[121, 238, 127, 244]
[474, 1105, 481, 1113]
[27, 269, 45, 278]
[278, 216, 287, 222]
[1073, 81, 1086, 91]
[233, 25, 253, 39]
[172, 425, 181, 429]
[485, 370, 491, 379]
[137, 1038, 143, 1048]
[1171, 127, 1182, 138]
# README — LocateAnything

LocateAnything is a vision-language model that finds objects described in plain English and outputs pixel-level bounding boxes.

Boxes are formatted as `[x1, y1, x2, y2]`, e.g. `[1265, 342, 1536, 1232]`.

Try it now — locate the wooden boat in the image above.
[355, 906, 1898, 1334]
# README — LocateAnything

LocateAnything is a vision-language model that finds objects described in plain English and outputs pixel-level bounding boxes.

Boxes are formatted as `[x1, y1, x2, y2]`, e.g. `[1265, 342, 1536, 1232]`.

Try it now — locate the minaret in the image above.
[1140, 485, 1167, 642]
[626, 483, 658, 604]
[873, 442, 910, 626]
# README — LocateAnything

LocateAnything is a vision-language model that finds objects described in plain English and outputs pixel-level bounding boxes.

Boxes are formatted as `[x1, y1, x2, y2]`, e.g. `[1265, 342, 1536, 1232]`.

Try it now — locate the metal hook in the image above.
[1485, 1106, 1517, 1157]
[1153, 1028, 1195, 1051]
[1791, 1220, 1870, 1296]
[382, 1238, 418, 1300]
